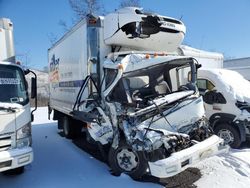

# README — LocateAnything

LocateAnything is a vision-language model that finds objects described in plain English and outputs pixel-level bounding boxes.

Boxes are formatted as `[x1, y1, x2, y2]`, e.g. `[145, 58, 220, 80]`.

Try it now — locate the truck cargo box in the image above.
[48, 16, 110, 115]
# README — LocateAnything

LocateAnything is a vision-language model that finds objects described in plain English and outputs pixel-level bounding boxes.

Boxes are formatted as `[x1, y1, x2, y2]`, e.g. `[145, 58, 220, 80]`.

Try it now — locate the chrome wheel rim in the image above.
[218, 129, 234, 144]
[116, 148, 138, 172]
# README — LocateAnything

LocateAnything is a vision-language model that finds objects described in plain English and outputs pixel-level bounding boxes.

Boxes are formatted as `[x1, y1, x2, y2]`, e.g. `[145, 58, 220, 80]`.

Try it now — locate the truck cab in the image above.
[0, 18, 36, 174]
[197, 69, 250, 148]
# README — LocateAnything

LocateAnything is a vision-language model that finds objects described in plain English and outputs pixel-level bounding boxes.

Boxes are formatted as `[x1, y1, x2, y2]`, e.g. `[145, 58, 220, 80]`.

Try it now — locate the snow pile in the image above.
[217, 69, 250, 102]
[195, 149, 250, 188]
[200, 69, 250, 103]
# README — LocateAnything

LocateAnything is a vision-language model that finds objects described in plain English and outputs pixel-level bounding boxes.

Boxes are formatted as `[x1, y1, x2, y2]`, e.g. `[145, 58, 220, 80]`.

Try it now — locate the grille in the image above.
[0, 136, 12, 151]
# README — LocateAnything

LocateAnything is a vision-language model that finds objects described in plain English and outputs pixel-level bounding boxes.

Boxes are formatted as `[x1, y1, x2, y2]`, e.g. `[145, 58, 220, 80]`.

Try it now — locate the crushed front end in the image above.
[102, 54, 229, 178]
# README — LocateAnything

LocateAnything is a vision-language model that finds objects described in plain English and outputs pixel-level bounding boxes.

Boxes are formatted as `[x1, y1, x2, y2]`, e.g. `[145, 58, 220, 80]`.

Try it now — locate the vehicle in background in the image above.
[48, 7, 228, 179]
[197, 69, 250, 148]
[176, 45, 224, 69]
[178, 45, 250, 148]
[224, 57, 250, 81]
[0, 18, 37, 174]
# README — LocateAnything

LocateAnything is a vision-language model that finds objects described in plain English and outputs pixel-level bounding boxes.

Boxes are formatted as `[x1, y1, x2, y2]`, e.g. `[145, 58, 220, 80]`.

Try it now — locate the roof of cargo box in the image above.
[103, 52, 194, 73]
[48, 15, 104, 51]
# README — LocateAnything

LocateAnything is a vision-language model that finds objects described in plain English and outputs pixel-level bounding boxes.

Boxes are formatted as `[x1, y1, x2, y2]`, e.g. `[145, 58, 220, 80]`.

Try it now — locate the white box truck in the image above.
[48, 7, 228, 179]
[0, 18, 36, 174]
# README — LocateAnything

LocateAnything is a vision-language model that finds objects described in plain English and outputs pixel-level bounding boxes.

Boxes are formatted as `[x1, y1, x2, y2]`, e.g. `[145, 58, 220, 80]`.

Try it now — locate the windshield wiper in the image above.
[0, 106, 16, 113]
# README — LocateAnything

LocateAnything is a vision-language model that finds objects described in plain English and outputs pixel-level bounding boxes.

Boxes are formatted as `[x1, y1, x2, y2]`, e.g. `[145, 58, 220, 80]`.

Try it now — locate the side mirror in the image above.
[203, 90, 226, 104]
[31, 77, 37, 99]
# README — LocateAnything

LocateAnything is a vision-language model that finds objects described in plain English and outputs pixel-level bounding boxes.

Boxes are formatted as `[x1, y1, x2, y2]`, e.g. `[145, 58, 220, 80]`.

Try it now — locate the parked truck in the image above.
[48, 7, 228, 179]
[0, 18, 36, 174]
[177, 45, 250, 148]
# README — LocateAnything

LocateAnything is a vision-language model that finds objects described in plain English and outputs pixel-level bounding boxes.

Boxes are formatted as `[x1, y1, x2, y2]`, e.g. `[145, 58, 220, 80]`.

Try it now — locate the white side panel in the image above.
[48, 23, 88, 115]
[0, 30, 7, 61]
[196, 57, 223, 69]
[0, 18, 15, 63]
[178, 45, 224, 69]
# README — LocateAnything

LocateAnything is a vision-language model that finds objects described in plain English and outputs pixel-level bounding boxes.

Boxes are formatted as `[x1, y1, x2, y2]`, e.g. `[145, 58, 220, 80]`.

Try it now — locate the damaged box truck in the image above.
[48, 7, 228, 179]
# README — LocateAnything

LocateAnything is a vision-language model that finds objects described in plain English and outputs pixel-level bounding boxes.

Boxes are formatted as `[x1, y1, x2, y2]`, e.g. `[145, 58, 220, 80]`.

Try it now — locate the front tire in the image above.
[214, 123, 241, 148]
[108, 141, 148, 180]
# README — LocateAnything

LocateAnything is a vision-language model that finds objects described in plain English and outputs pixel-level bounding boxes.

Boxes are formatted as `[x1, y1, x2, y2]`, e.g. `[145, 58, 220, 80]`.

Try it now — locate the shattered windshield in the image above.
[0, 64, 29, 105]
[109, 59, 196, 104]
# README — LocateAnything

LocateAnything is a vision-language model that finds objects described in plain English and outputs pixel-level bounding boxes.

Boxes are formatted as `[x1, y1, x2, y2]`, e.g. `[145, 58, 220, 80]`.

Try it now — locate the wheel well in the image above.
[209, 112, 247, 140]
[53, 110, 86, 130]
[213, 120, 239, 132]
[53, 109, 64, 121]
[213, 120, 246, 143]
[209, 113, 235, 129]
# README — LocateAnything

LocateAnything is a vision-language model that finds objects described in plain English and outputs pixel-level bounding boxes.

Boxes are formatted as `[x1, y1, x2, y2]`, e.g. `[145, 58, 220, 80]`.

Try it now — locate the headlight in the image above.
[16, 137, 31, 148]
[17, 122, 31, 140]
[16, 137, 31, 149]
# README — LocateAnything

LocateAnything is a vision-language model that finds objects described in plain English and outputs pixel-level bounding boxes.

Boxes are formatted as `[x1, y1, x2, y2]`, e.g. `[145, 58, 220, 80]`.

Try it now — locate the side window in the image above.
[127, 76, 149, 89]
[169, 66, 191, 91]
[197, 79, 215, 94]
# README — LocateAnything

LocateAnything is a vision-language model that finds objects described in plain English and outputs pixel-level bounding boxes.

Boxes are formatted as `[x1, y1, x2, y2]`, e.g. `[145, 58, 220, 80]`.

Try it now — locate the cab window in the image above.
[197, 79, 215, 93]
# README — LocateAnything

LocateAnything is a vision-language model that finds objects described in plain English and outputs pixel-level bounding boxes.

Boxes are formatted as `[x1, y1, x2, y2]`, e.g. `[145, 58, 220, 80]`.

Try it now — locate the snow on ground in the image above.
[0, 107, 250, 188]
[194, 149, 250, 188]
[0, 107, 159, 188]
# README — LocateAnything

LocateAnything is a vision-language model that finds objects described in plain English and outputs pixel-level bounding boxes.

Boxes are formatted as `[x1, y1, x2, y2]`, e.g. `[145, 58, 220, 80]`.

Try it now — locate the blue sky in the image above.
[0, 0, 250, 70]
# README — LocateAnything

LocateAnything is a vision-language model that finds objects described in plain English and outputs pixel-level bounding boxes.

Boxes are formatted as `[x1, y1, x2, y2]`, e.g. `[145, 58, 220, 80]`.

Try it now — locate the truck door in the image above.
[197, 78, 218, 118]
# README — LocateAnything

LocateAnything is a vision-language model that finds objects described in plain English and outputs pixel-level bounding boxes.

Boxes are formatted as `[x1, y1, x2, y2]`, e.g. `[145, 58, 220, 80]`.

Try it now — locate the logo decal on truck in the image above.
[49, 54, 60, 83]
[0, 78, 20, 85]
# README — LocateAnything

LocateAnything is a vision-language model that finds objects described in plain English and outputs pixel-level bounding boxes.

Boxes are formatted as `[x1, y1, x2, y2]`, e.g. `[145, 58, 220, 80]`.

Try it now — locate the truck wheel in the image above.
[108, 141, 148, 180]
[214, 123, 241, 148]
[57, 118, 63, 130]
[3, 166, 24, 175]
[62, 116, 73, 139]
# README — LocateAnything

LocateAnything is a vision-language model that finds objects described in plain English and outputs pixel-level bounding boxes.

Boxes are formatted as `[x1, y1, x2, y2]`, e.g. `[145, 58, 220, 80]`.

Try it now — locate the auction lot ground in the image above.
[0, 107, 250, 188]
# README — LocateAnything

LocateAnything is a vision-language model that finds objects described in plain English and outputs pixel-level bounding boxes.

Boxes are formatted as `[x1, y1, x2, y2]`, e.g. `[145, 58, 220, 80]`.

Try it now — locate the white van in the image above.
[197, 69, 250, 148]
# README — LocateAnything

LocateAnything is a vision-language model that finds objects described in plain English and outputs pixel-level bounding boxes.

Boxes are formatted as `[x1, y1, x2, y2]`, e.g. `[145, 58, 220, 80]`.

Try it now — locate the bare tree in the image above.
[119, 0, 141, 8]
[58, 19, 70, 32]
[69, 0, 104, 21]
[47, 33, 58, 45]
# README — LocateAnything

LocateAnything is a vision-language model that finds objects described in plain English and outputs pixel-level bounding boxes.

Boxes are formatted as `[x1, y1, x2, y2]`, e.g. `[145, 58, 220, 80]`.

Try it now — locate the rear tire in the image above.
[62, 116, 83, 139]
[214, 123, 241, 148]
[62, 116, 73, 139]
[108, 141, 148, 180]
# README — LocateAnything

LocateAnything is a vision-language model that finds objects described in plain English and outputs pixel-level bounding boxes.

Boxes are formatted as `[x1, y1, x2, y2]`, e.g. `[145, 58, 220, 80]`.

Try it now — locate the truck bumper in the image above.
[0, 147, 33, 172]
[148, 135, 229, 178]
